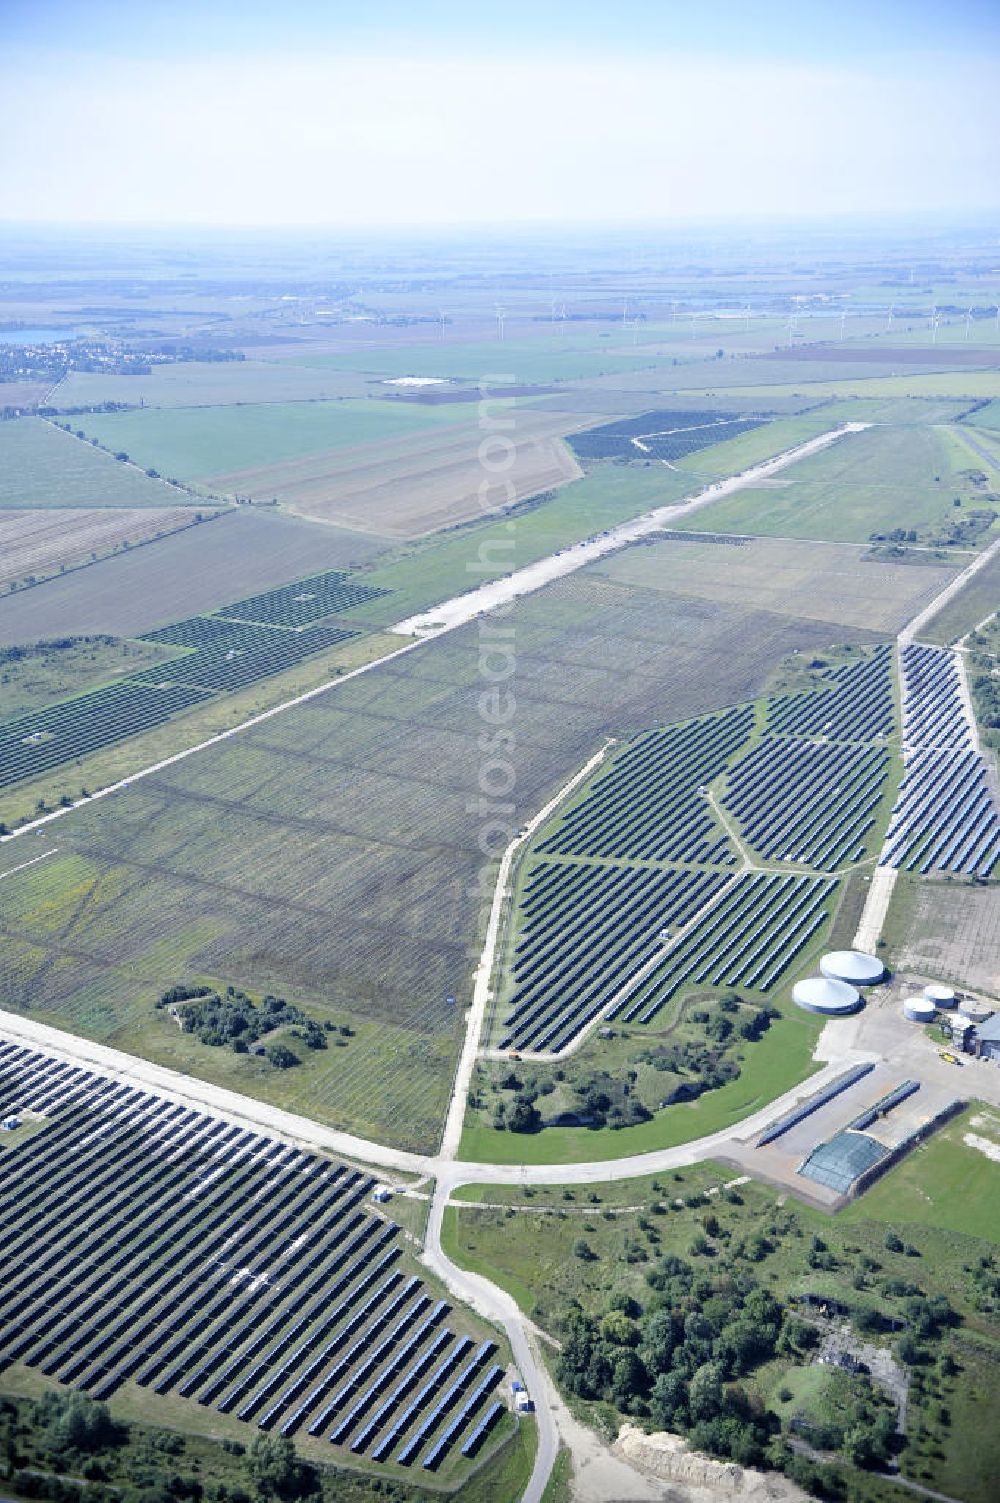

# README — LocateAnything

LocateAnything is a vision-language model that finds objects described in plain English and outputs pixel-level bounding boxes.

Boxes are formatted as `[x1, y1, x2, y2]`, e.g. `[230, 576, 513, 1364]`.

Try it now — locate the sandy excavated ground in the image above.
[896, 882, 1000, 998]
[614, 1426, 808, 1503]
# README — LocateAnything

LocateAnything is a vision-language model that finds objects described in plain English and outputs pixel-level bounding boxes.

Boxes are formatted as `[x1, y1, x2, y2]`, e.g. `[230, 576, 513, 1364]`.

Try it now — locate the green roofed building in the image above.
[797, 1131, 888, 1195]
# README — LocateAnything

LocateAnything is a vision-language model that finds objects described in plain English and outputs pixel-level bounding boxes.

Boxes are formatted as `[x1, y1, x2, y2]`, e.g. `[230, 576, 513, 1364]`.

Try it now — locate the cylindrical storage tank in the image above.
[924, 983, 956, 1008]
[793, 975, 862, 1015]
[951, 1013, 974, 1031]
[820, 950, 885, 986]
[903, 997, 936, 1023]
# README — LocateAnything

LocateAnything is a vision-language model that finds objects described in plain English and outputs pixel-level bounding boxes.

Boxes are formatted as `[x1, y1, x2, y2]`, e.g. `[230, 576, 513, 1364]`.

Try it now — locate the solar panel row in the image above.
[0, 1040, 505, 1471]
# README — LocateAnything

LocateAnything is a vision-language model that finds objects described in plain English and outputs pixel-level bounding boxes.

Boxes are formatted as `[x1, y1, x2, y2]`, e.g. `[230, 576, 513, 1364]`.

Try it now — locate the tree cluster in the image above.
[160, 984, 344, 1067]
[558, 1253, 792, 1465]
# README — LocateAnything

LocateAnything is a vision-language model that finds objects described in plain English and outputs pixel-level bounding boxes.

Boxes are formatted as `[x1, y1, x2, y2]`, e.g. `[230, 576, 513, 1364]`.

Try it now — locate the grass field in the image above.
[673, 421, 995, 544]
[669, 411, 834, 477]
[919, 548, 1000, 643]
[0, 504, 205, 593]
[677, 372, 1000, 402]
[837, 1110, 1000, 1241]
[0, 418, 199, 508]
[459, 1004, 825, 1165]
[969, 398, 1000, 432]
[0, 570, 871, 1148]
[70, 398, 476, 486]
[593, 534, 957, 634]
[0, 636, 177, 718]
[52, 358, 374, 409]
[0, 507, 388, 647]
[279, 336, 660, 385]
[808, 396, 976, 425]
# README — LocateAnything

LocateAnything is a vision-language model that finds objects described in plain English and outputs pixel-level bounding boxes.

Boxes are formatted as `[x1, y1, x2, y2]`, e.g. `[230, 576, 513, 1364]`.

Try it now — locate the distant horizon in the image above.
[2, 1, 998, 229]
[2, 210, 999, 237]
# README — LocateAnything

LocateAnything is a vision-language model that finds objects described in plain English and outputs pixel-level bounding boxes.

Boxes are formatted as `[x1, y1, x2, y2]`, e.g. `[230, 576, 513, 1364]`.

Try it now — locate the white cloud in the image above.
[1, 48, 997, 223]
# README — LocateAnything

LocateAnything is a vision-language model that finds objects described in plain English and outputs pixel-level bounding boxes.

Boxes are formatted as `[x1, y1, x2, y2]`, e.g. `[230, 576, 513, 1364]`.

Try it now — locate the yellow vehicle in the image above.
[939, 1050, 961, 1065]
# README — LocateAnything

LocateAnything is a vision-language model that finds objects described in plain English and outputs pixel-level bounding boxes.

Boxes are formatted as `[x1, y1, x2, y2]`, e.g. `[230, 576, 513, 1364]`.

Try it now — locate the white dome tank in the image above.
[793, 975, 862, 1015]
[924, 983, 956, 1007]
[903, 997, 936, 1023]
[820, 950, 885, 986]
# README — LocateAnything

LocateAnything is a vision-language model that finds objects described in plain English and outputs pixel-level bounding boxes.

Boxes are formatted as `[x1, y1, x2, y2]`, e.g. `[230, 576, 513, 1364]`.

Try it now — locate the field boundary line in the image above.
[38, 414, 203, 503]
[0, 846, 58, 881]
[0, 630, 429, 847]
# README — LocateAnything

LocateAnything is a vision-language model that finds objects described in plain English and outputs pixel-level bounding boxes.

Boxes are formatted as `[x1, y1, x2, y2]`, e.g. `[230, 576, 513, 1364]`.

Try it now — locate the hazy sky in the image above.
[2, 0, 999, 226]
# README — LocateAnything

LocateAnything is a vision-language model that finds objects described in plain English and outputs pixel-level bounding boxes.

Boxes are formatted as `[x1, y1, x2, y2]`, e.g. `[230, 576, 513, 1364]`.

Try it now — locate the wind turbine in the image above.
[931, 310, 941, 344]
[495, 304, 506, 342]
[964, 306, 974, 340]
[437, 309, 448, 342]
[886, 302, 895, 333]
[839, 310, 847, 342]
[743, 304, 751, 334]
[622, 296, 630, 326]
[994, 301, 1000, 331]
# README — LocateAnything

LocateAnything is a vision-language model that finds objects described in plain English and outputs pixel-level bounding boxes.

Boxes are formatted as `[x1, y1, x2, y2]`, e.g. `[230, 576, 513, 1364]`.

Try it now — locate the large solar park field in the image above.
[0, 1042, 513, 1484]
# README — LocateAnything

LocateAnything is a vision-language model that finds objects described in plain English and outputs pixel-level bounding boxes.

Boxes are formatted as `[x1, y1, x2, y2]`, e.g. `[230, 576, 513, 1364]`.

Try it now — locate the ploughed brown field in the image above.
[0, 379, 55, 408]
[204, 409, 590, 536]
[0, 506, 205, 591]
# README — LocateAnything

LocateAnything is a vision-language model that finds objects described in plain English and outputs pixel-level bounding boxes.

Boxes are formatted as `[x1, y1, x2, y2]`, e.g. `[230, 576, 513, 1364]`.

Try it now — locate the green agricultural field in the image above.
[69, 398, 476, 487]
[0, 418, 197, 508]
[807, 396, 976, 426]
[53, 358, 373, 409]
[280, 335, 660, 385]
[673, 421, 996, 544]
